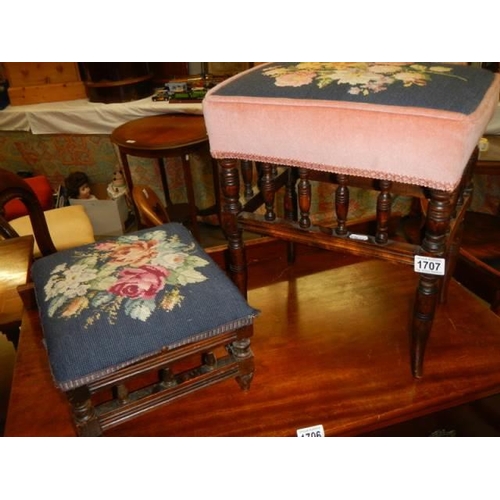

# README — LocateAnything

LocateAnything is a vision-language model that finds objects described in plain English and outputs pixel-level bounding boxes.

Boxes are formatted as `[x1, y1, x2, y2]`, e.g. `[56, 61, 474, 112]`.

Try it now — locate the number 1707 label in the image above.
[414, 255, 445, 276]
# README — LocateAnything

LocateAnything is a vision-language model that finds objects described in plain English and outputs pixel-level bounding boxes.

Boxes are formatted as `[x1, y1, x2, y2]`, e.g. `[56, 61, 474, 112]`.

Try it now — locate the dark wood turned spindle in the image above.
[202, 351, 217, 370]
[158, 367, 177, 388]
[284, 168, 298, 224]
[421, 190, 453, 258]
[335, 174, 349, 235]
[376, 179, 392, 244]
[298, 168, 312, 229]
[113, 384, 129, 404]
[241, 160, 255, 200]
[261, 163, 277, 222]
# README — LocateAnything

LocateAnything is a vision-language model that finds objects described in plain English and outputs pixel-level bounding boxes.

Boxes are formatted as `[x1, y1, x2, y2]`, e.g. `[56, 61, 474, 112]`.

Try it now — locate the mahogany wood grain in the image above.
[6, 244, 500, 437]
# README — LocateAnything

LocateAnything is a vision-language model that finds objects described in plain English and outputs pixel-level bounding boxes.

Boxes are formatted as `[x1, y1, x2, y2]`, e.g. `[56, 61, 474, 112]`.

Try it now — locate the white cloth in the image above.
[0, 95, 496, 136]
[0, 97, 203, 135]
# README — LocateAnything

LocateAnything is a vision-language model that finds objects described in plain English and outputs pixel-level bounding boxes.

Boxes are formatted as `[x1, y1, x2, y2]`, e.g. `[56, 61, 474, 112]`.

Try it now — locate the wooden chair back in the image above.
[132, 185, 170, 227]
[0, 168, 57, 256]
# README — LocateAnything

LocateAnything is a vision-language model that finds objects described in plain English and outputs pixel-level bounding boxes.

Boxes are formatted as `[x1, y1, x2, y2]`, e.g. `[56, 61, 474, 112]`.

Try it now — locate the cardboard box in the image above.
[70, 183, 130, 237]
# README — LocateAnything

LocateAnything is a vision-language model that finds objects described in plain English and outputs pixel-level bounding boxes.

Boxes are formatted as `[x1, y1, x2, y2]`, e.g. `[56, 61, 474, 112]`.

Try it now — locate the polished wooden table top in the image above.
[0, 236, 33, 331]
[110, 114, 208, 154]
[110, 114, 214, 243]
[6, 244, 500, 437]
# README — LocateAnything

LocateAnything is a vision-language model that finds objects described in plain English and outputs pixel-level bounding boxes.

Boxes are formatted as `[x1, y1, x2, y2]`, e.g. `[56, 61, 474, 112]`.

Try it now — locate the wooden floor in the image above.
[4, 223, 500, 436]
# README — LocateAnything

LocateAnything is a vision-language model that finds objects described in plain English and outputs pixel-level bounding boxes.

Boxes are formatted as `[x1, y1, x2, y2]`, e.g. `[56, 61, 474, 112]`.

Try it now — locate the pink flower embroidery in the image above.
[109, 265, 168, 300]
[105, 240, 159, 267]
[263, 63, 465, 95]
[44, 231, 210, 326]
[393, 72, 428, 87]
[274, 71, 317, 87]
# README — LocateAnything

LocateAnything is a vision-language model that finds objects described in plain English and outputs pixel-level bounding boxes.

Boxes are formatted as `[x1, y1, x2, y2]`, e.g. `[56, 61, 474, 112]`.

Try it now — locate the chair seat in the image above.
[132, 185, 170, 227]
[31, 223, 258, 390]
[204, 63, 500, 191]
[9, 204, 95, 258]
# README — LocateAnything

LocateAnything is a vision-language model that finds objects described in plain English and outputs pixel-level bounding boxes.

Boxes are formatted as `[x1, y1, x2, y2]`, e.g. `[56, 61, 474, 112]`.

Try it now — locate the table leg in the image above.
[181, 154, 200, 242]
[118, 150, 140, 225]
[157, 157, 174, 208]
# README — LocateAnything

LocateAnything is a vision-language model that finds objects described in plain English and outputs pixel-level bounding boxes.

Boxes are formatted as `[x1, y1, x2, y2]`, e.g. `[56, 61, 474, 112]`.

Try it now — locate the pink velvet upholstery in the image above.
[203, 63, 500, 192]
[203, 63, 500, 379]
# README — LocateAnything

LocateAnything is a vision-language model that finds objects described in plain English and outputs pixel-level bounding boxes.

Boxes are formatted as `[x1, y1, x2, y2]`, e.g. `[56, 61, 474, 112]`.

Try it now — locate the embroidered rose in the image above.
[393, 72, 428, 87]
[43, 230, 210, 326]
[274, 71, 317, 87]
[103, 239, 159, 267]
[109, 265, 168, 300]
[368, 64, 404, 74]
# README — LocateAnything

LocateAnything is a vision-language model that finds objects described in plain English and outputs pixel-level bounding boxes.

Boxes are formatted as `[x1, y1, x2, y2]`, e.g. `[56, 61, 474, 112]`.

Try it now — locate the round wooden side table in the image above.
[110, 114, 218, 241]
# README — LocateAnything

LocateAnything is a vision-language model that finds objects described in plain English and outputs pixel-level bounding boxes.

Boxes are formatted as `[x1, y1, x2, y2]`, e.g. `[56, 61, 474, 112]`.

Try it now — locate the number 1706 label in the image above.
[414, 255, 445, 276]
[297, 424, 325, 437]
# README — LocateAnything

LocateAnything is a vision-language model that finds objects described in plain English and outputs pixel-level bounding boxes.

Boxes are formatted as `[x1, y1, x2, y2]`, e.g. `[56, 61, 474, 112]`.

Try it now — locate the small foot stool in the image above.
[203, 62, 500, 378]
[30, 223, 258, 436]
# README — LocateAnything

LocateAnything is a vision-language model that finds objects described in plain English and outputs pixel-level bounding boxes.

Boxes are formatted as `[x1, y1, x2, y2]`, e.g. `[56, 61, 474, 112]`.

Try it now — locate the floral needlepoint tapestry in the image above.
[32, 223, 258, 390]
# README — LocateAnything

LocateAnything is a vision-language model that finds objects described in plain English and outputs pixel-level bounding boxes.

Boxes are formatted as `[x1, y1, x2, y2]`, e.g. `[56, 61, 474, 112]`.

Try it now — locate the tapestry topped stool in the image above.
[27, 223, 257, 436]
[203, 62, 500, 378]
[1, 166, 258, 436]
[111, 114, 219, 242]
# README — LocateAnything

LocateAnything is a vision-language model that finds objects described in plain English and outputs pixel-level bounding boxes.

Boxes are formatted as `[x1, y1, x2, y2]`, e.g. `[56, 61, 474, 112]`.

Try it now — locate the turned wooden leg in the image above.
[67, 385, 102, 437]
[412, 273, 441, 378]
[260, 163, 277, 222]
[230, 331, 254, 391]
[219, 159, 247, 297]
[240, 160, 254, 200]
[376, 180, 392, 244]
[335, 174, 349, 235]
[118, 150, 140, 226]
[411, 189, 452, 378]
[298, 168, 312, 229]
